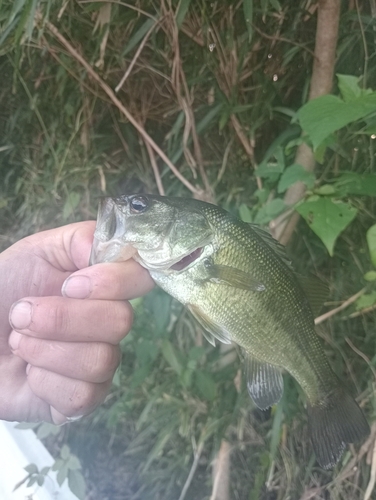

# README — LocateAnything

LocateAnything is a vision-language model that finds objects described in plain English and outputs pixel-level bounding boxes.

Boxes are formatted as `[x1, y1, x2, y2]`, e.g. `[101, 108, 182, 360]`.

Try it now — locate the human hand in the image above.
[0, 221, 154, 424]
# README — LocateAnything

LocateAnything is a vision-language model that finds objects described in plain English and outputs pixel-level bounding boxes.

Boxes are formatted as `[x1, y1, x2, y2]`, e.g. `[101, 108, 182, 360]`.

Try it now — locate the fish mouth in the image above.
[169, 247, 204, 271]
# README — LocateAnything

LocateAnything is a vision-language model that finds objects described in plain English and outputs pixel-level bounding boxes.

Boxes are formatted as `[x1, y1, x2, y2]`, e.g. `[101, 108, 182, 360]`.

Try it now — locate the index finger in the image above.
[62, 260, 155, 301]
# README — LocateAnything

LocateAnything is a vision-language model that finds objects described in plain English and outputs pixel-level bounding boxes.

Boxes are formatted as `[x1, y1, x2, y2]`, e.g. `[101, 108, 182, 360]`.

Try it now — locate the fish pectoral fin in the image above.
[296, 274, 329, 318]
[205, 263, 265, 292]
[187, 304, 232, 346]
[245, 354, 283, 410]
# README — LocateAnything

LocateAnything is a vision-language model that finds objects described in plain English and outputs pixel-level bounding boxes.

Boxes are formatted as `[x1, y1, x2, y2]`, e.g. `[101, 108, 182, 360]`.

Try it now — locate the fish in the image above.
[90, 194, 370, 469]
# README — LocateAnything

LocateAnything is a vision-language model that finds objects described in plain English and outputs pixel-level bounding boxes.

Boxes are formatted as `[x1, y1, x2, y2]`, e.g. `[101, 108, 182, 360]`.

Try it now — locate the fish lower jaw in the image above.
[137, 247, 206, 274]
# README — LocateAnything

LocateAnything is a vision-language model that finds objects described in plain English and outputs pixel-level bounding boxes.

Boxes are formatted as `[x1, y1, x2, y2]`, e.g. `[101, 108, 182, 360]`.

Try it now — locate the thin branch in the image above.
[364, 437, 376, 500]
[252, 24, 316, 58]
[210, 440, 230, 500]
[78, 0, 157, 21]
[349, 303, 376, 319]
[145, 140, 165, 195]
[115, 20, 159, 92]
[178, 442, 204, 500]
[40, 14, 201, 196]
[345, 337, 376, 381]
[314, 287, 367, 325]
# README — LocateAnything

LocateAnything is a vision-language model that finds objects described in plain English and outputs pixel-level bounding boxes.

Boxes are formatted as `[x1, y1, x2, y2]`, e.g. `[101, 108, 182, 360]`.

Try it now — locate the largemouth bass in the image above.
[90, 194, 369, 469]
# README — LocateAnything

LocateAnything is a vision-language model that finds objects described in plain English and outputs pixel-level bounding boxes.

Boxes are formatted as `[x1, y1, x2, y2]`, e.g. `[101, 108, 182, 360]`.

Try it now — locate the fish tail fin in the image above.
[307, 387, 369, 469]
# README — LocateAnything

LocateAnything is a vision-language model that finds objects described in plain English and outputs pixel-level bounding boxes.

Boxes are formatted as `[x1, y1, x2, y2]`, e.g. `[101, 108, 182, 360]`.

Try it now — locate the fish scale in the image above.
[90, 194, 370, 469]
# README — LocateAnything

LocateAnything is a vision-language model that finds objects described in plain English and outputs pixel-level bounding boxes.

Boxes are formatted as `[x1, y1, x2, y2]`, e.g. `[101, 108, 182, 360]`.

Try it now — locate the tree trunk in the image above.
[270, 0, 341, 244]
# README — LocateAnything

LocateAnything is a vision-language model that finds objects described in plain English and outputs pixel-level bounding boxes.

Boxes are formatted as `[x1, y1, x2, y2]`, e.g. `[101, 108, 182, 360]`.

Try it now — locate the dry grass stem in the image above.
[115, 20, 159, 92]
[210, 440, 231, 500]
[41, 15, 202, 196]
[145, 140, 165, 195]
[314, 287, 367, 325]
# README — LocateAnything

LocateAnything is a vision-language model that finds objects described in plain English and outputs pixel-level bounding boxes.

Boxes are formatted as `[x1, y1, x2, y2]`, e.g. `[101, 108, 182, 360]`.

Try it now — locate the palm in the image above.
[0, 222, 153, 424]
[0, 227, 87, 421]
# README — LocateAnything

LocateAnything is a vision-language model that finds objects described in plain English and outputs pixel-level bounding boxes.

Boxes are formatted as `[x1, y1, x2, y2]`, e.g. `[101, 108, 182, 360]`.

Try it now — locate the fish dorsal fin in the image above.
[248, 224, 293, 270]
[204, 261, 266, 292]
[296, 274, 329, 318]
[249, 224, 329, 317]
[245, 353, 284, 410]
[188, 304, 232, 346]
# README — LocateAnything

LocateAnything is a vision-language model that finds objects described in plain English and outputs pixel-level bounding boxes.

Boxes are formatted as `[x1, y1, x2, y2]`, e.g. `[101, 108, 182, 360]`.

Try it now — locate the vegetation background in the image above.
[1, 1, 376, 499]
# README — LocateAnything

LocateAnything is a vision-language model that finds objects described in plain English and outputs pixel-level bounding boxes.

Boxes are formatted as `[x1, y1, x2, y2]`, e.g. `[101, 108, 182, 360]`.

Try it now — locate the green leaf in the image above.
[67, 455, 82, 471]
[297, 198, 358, 256]
[161, 340, 183, 375]
[194, 370, 217, 401]
[243, 0, 253, 41]
[36, 422, 60, 439]
[24, 463, 38, 475]
[15, 422, 39, 429]
[36, 474, 45, 487]
[135, 339, 158, 365]
[367, 224, 376, 268]
[56, 465, 68, 487]
[364, 271, 376, 281]
[255, 163, 284, 179]
[277, 164, 315, 193]
[333, 173, 376, 197]
[60, 444, 70, 461]
[239, 203, 252, 222]
[188, 346, 205, 361]
[298, 93, 376, 150]
[122, 18, 155, 56]
[176, 0, 191, 28]
[68, 469, 86, 500]
[355, 292, 376, 311]
[254, 199, 286, 225]
[315, 184, 336, 196]
[63, 192, 81, 221]
[337, 74, 362, 102]
[269, 402, 283, 459]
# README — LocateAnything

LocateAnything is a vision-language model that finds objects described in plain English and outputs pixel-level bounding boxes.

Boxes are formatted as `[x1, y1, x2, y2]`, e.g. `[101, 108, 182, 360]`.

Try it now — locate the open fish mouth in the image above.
[169, 247, 204, 271]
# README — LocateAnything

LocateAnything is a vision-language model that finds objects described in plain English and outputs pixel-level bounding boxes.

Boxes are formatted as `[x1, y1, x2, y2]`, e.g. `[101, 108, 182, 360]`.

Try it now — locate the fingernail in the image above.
[62, 275, 92, 299]
[9, 331, 22, 351]
[10, 301, 32, 330]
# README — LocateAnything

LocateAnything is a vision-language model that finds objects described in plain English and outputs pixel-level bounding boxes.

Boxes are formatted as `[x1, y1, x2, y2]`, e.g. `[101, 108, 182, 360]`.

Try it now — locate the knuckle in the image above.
[49, 303, 69, 336]
[84, 343, 121, 382]
[105, 301, 133, 343]
[27, 338, 46, 361]
[27, 366, 49, 393]
[68, 382, 99, 414]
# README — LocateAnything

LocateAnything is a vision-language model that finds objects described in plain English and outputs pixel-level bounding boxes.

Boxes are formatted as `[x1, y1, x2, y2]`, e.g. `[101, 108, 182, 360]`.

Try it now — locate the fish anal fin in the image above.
[296, 274, 329, 318]
[245, 354, 284, 410]
[308, 386, 370, 469]
[205, 262, 265, 292]
[187, 304, 232, 345]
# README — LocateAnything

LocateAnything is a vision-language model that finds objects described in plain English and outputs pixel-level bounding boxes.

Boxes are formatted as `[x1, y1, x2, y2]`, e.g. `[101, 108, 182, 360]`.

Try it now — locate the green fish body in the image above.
[90, 194, 369, 468]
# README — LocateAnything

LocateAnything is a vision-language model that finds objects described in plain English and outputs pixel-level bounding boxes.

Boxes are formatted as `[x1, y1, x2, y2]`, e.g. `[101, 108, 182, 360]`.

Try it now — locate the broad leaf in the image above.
[243, 0, 253, 41]
[297, 198, 358, 255]
[333, 172, 376, 197]
[337, 74, 362, 102]
[298, 93, 376, 150]
[194, 370, 217, 401]
[254, 199, 286, 225]
[277, 163, 315, 193]
[367, 224, 376, 268]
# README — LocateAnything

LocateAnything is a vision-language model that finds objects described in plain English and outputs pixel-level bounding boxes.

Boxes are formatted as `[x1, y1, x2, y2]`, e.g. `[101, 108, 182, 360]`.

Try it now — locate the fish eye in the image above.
[130, 195, 148, 213]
